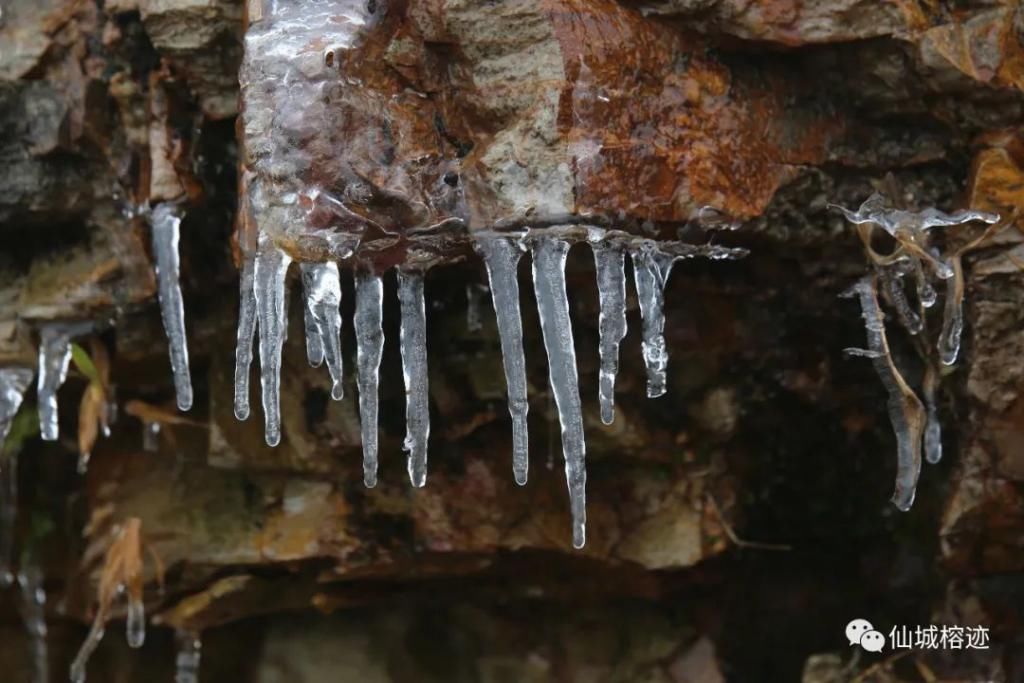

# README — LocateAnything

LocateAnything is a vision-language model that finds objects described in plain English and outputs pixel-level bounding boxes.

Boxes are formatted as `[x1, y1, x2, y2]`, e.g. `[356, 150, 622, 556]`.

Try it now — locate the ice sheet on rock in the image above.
[938, 256, 964, 366]
[151, 203, 193, 411]
[398, 269, 430, 488]
[355, 270, 384, 488]
[476, 235, 530, 484]
[37, 322, 91, 441]
[842, 277, 924, 511]
[16, 564, 48, 683]
[0, 368, 33, 447]
[174, 630, 202, 683]
[300, 262, 344, 400]
[253, 234, 293, 447]
[590, 238, 628, 424]
[631, 244, 677, 399]
[234, 255, 257, 420]
[531, 236, 587, 548]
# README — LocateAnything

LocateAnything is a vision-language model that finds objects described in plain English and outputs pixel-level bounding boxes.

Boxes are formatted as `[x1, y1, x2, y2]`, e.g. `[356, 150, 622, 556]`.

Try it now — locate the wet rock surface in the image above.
[1, 0, 1024, 680]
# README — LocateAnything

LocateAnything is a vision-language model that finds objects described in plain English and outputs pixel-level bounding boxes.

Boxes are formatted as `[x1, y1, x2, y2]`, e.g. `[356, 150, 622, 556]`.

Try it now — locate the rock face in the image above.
[2, 0, 1024, 680]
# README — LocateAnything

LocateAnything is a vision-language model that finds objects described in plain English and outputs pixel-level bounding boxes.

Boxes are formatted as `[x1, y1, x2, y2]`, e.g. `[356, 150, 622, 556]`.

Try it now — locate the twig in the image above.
[706, 493, 792, 551]
[849, 650, 915, 683]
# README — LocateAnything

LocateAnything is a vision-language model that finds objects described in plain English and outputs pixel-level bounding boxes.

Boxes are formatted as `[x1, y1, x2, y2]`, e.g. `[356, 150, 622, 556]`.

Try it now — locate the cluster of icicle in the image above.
[833, 194, 999, 511]
[235, 226, 745, 548]
[0, 201, 194, 683]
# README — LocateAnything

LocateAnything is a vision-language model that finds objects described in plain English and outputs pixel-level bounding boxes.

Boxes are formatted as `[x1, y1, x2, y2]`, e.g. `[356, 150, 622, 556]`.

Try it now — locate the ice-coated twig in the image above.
[938, 256, 964, 366]
[531, 235, 587, 548]
[253, 233, 292, 447]
[398, 269, 430, 488]
[354, 269, 384, 487]
[234, 254, 257, 420]
[476, 235, 530, 485]
[922, 362, 942, 465]
[631, 243, 677, 398]
[879, 264, 922, 335]
[300, 262, 344, 400]
[842, 276, 924, 511]
[37, 322, 91, 441]
[830, 193, 999, 236]
[590, 238, 628, 424]
[151, 203, 193, 411]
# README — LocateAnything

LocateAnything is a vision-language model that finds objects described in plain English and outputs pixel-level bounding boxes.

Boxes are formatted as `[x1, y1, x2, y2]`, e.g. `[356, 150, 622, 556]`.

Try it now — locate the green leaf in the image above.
[70, 343, 101, 385]
[2, 405, 39, 458]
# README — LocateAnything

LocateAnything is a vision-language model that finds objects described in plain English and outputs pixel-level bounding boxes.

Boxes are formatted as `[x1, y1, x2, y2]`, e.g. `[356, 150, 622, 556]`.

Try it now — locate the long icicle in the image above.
[174, 630, 202, 683]
[476, 235, 530, 485]
[253, 233, 292, 447]
[151, 203, 193, 411]
[234, 254, 257, 420]
[631, 244, 677, 398]
[37, 323, 90, 441]
[300, 263, 344, 400]
[0, 367, 33, 586]
[397, 269, 430, 488]
[938, 256, 965, 366]
[531, 235, 587, 549]
[843, 276, 924, 511]
[591, 239, 628, 424]
[354, 270, 384, 488]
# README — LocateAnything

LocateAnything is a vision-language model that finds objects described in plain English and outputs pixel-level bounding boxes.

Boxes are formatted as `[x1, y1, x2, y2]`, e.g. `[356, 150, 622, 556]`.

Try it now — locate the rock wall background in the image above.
[1, 0, 1024, 680]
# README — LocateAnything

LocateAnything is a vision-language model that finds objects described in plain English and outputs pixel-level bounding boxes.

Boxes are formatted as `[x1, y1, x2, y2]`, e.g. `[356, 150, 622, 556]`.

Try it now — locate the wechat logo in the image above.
[846, 619, 885, 653]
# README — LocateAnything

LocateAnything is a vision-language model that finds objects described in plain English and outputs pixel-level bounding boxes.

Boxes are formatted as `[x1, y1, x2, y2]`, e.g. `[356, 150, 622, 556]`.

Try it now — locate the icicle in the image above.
[466, 283, 488, 332]
[631, 244, 677, 398]
[354, 270, 384, 488]
[476, 235, 530, 485]
[0, 368, 32, 447]
[37, 323, 90, 441]
[253, 234, 292, 447]
[880, 265, 922, 335]
[531, 236, 587, 549]
[234, 255, 257, 420]
[174, 630, 202, 683]
[591, 240, 628, 424]
[17, 564, 49, 683]
[300, 263, 344, 400]
[142, 422, 161, 452]
[69, 620, 104, 683]
[397, 269, 430, 488]
[302, 294, 324, 367]
[842, 277, 924, 511]
[126, 598, 145, 648]
[0, 449, 16, 586]
[923, 364, 942, 465]
[151, 203, 193, 411]
[938, 256, 964, 366]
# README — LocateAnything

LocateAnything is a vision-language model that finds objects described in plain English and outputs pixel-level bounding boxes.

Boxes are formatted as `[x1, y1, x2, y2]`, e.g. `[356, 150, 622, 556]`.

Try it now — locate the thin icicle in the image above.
[397, 269, 430, 488]
[476, 235, 530, 485]
[17, 563, 49, 683]
[531, 236, 587, 549]
[70, 620, 103, 683]
[591, 240, 628, 424]
[151, 203, 193, 411]
[923, 363, 942, 465]
[631, 244, 677, 398]
[466, 283, 488, 332]
[253, 234, 292, 447]
[880, 264, 922, 335]
[300, 263, 344, 400]
[37, 323, 89, 441]
[842, 277, 924, 511]
[234, 255, 257, 420]
[126, 598, 145, 648]
[354, 270, 384, 488]
[0, 368, 33, 447]
[174, 630, 202, 683]
[938, 256, 964, 366]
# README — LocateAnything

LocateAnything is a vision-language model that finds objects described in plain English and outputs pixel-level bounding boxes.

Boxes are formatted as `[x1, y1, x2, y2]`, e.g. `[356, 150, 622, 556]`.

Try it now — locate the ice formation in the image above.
[37, 322, 91, 441]
[253, 233, 293, 447]
[151, 203, 193, 411]
[476, 234, 530, 484]
[301, 263, 345, 399]
[530, 235, 588, 548]
[631, 243, 676, 398]
[17, 563, 48, 683]
[843, 277, 924, 511]
[0, 368, 31, 584]
[175, 630, 202, 683]
[354, 270, 384, 488]
[0, 368, 33, 448]
[398, 269, 430, 488]
[233, 254, 257, 421]
[590, 234, 627, 424]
